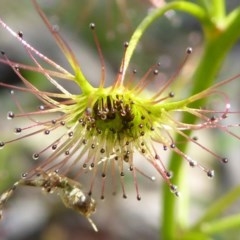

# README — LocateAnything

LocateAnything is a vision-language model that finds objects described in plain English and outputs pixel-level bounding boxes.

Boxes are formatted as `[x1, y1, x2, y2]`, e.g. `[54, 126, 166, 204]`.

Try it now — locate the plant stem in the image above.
[211, 0, 225, 21]
[124, 2, 207, 79]
[201, 214, 240, 235]
[161, 5, 240, 239]
[192, 186, 240, 229]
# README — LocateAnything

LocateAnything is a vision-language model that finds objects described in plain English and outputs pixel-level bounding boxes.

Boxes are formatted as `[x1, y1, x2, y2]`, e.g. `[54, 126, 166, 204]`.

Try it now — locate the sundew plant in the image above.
[0, 0, 240, 239]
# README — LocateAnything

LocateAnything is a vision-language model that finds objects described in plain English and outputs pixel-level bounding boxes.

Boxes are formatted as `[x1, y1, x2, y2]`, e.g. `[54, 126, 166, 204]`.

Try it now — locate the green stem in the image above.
[200, 214, 240, 235]
[211, 0, 225, 20]
[161, 5, 240, 240]
[197, 0, 225, 20]
[192, 186, 240, 230]
[123, 1, 207, 78]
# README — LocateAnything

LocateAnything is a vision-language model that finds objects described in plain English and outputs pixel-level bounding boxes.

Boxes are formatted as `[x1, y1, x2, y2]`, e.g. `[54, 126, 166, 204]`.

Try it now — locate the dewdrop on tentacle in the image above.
[0, 0, 240, 204]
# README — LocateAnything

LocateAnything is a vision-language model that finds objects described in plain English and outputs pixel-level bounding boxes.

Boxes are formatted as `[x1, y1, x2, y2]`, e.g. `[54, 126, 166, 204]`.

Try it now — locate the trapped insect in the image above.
[0, 170, 98, 232]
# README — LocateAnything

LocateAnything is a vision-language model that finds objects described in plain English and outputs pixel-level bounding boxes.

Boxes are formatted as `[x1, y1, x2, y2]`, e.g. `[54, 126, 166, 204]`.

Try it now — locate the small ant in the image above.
[0, 170, 98, 231]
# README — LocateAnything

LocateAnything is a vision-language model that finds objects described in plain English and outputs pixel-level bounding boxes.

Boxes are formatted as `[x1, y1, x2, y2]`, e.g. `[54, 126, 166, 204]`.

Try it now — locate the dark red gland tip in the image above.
[124, 41, 129, 48]
[207, 170, 214, 178]
[18, 31, 23, 38]
[170, 184, 178, 194]
[44, 130, 50, 135]
[32, 153, 39, 160]
[170, 143, 175, 148]
[0, 142, 5, 148]
[7, 111, 15, 119]
[186, 47, 193, 54]
[15, 127, 22, 133]
[89, 23, 95, 29]
[52, 145, 57, 150]
[222, 158, 229, 163]
[165, 171, 172, 178]
[21, 172, 28, 178]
